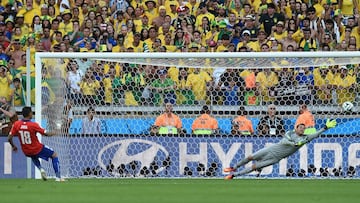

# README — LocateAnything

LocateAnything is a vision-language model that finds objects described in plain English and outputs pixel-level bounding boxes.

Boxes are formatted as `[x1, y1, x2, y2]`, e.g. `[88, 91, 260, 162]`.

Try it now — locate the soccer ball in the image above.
[342, 101, 354, 112]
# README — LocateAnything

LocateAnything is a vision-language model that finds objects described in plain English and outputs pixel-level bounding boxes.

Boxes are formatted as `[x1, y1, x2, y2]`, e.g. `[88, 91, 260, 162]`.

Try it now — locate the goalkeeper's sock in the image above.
[235, 158, 251, 169]
[234, 167, 254, 177]
[52, 157, 61, 178]
[31, 157, 42, 170]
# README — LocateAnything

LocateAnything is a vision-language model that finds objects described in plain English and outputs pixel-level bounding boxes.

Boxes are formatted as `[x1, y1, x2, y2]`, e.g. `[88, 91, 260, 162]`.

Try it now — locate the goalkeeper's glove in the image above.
[324, 119, 337, 130]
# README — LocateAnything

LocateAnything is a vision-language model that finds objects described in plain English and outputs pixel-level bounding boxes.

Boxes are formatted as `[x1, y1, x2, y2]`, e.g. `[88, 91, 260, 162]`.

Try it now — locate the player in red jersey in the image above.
[8, 106, 65, 181]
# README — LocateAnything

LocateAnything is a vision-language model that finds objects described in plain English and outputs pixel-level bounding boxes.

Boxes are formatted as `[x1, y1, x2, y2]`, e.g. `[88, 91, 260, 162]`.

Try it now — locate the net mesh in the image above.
[36, 52, 359, 179]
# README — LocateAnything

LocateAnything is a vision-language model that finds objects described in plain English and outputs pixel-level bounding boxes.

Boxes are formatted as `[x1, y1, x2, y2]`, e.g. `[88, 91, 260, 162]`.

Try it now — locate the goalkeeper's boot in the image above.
[224, 174, 234, 180]
[223, 167, 236, 173]
[40, 169, 47, 181]
[55, 177, 66, 182]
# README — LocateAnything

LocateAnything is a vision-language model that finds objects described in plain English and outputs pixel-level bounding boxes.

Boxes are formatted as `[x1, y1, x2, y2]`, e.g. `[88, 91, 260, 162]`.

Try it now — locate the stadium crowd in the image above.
[0, 0, 359, 107]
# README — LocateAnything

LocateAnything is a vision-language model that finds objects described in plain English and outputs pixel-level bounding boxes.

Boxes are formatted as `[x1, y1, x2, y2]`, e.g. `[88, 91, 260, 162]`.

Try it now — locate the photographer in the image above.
[256, 104, 285, 136]
[97, 30, 117, 52]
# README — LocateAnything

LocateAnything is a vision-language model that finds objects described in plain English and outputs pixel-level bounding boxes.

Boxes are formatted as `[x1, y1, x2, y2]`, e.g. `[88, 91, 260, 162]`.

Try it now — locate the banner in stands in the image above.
[1, 136, 359, 178]
[272, 84, 311, 97]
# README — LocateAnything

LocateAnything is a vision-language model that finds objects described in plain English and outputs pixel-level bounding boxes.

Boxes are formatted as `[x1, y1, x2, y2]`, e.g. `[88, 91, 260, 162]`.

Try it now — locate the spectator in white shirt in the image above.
[82, 107, 101, 134]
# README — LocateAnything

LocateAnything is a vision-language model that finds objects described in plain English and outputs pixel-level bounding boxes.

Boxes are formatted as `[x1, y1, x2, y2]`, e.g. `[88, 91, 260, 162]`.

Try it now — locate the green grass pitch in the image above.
[1, 178, 358, 203]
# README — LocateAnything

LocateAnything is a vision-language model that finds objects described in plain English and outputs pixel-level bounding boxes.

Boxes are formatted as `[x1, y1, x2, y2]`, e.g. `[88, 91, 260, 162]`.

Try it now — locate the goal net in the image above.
[35, 52, 360, 179]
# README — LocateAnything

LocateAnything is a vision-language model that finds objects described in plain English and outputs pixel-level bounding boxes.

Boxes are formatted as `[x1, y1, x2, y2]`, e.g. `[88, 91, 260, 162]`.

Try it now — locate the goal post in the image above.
[35, 51, 360, 179]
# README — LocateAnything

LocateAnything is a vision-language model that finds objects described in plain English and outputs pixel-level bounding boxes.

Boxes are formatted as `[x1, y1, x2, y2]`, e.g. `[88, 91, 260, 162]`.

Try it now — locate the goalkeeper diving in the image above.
[224, 119, 337, 179]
